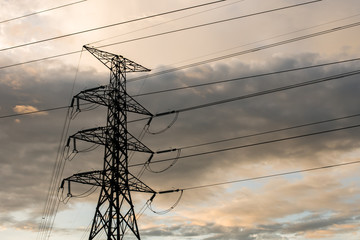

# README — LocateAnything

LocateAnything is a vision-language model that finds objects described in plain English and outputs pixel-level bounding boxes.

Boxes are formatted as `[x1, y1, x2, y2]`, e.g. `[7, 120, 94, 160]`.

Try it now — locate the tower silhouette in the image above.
[62, 45, 155, 240]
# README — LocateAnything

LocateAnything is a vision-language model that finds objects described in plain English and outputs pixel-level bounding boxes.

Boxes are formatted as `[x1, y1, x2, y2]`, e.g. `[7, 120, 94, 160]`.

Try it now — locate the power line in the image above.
[21, 1, 356, 234]
[89, 0, 247, 46]
[0, 50, 82, 70]
[178, 159, 360, 191]
[153, 68, 360, 117]
[95, 0, 322, 49]
[159, 12, 360, 74]
[132, 57, 360, 97]
[1, 11, 358, 71]
[1, 60, 359, 120]
[37, 53, 87, 240]
[180, 113, 360, 150]
[0, 0, 325, 70]
[128, 20, 360, 82]
[130, 123, 360, 168]
[140, 112, 360, 176]
[0, 103, 148, 122]
[37, 108, 73, 240]
[37, 50, 85, 240]
[0, 0, 88, 24]
[133, 68, 360, 120]
[0, 106, 70, 119]
[4, 106, 360, 168]
[0, 0, 225, 52]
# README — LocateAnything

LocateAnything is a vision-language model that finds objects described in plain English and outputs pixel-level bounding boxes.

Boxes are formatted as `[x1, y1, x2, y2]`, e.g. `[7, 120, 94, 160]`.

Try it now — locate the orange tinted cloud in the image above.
[13, 105, 47, 116]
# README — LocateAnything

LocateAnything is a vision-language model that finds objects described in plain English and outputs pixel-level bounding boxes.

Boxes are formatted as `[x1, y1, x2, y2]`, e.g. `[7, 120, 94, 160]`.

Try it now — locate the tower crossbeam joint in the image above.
[72, 86, 153, 116]
[84, 45, 151, 73]
[69, 126, 153, 153]
[73, 86, 109, 107]
[62, 170, 156, 194]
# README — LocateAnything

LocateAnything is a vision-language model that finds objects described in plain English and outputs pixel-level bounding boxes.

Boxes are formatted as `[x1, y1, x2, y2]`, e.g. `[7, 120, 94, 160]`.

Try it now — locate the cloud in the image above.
[13, 104, 48, 115]
[1, 1, 360, 239]
[1, 49, 360, 240]
[167, 167, 360, 226]
[140, 212, 360, 240]
[131, 52, 360, 196]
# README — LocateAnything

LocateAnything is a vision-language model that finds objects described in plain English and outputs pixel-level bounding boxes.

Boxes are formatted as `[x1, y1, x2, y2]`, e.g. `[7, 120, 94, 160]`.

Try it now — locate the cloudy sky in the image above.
[1, 0, 360, 239]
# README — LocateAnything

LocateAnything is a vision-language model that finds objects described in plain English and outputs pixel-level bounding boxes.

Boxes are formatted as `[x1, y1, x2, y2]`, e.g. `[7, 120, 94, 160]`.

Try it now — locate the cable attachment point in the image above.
[145, 153, 154, 164]
[149, 193, 156, 202]
[145, 149, 181, 173]
[60, 179, 65, 189]
[64, 137, 78, 161]
[146, 116, 154, 126]
[58, 179, 72, 204]
[148, 189, 183, 215]
[146, 111, 179, 135]
[70, 98, 75, 108]
[156, 148, 178, 154]
[69, 97, 81, 119]
[65, 138, 71, 148]
[158, 189, 180, 194]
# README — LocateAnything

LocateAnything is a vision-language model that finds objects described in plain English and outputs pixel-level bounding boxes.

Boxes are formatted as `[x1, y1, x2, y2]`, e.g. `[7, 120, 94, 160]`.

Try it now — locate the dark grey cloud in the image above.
[1, 51, 360, 238]
[129, 53, 360, 192]
[0, 61, 104, 215]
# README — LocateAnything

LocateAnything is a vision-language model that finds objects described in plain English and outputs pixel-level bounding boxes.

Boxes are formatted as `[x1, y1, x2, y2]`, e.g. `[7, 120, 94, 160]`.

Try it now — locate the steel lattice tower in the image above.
[62, 46, 156, 240]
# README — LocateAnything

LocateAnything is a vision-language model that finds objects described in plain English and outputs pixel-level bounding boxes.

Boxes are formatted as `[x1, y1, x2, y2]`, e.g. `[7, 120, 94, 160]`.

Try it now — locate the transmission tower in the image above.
[61, 45, 156, 240]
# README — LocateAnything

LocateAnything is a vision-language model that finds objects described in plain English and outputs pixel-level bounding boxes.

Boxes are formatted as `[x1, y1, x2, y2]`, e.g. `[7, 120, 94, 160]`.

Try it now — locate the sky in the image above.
[1, 0, 360, 239]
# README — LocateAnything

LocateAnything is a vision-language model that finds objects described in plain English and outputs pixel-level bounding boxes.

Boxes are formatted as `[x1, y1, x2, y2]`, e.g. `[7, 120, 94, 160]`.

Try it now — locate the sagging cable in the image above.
[145, 111, 179, 135]
[80, 103, 100, 112]
[136, 196, 154, 221]
[77, 143, 99, 153]
[148, 189, 183, 215]
[72, 185, 98, 198]
[145, 149, 181, 173]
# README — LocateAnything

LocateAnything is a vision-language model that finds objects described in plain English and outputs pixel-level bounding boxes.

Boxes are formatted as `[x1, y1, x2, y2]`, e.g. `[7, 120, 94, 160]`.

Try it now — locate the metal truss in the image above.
[62, 46, 154, 240]
[68, 126, 153, 153]
[71, 85, 153, 115]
